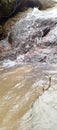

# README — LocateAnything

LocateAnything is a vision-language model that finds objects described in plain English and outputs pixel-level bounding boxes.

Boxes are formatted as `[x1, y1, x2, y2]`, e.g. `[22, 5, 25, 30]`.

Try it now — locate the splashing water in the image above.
[0, 1, 57, 130]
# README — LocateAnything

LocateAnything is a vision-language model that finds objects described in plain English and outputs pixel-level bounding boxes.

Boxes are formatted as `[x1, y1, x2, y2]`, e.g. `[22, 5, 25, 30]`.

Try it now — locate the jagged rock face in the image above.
[0, 0, 42, 20]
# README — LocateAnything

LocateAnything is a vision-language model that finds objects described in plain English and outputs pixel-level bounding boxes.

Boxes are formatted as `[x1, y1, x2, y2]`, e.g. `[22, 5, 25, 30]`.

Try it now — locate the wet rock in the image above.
[27, 0, 42, 9]
[8, 17, 57, 50]
[0, 6, 57, 64]
[0, 25, 3, 34]
[0, 0, 42, 20]
[0, 25, 7, 40]
[42, 27, 50, 37]
[39, 0, 56, 9]
[0, 0, 56, 22]
[0, 0, 16, 19]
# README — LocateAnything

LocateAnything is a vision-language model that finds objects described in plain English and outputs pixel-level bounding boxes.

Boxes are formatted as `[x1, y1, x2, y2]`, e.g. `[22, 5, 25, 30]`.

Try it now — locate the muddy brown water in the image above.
[0, 64, 57, 130]
[0, 1, 57, 130]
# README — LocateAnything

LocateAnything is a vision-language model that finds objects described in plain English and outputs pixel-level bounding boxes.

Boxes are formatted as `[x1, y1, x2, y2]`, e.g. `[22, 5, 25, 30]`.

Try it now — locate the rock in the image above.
[0, 0, 16, 19]
[0, 4, 57, 63]
[0, 0, 56, 22]
[27, 0, 42, 8]
[0, 25, 3, 35]
[8, 17, 57, 49]
[39, 0, 56, 9]
[42, 27, 50, 37]
[0, 25, 7, 40]
[0, 0, 42, 21]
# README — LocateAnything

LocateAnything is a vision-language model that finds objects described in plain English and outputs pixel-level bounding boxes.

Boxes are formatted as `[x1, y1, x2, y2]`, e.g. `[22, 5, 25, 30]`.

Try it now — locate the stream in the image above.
[0, 0, 57, 130]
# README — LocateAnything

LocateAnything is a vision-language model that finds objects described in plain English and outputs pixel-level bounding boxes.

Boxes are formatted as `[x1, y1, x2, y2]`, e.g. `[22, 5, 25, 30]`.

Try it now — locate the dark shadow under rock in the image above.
[27, 0, 42, 9]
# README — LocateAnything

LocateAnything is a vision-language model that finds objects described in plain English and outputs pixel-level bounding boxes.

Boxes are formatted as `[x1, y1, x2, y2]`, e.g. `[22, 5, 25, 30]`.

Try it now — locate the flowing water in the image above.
[0, 64, 57, 130]
[0, 0, 57, 130]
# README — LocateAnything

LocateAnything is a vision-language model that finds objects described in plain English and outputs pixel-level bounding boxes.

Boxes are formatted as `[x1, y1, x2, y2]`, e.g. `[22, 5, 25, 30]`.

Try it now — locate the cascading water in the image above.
[0, 0, 57, 130]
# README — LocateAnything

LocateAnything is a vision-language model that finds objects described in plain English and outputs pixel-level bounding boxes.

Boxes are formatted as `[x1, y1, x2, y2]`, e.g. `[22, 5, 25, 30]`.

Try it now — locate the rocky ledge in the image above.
[0, 6, 57, 67]
[0, 0, 57, 68]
